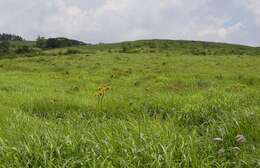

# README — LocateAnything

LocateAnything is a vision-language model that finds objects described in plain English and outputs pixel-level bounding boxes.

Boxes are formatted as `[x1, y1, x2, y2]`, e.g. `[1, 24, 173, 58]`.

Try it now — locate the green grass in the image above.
[0, 40, 259, 167]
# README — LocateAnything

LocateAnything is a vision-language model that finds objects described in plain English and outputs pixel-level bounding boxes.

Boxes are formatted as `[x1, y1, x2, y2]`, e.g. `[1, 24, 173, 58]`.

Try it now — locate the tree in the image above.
[45, 38, 61, 48]
[36, 36, 46, 48]
[0, 33, 23, 41]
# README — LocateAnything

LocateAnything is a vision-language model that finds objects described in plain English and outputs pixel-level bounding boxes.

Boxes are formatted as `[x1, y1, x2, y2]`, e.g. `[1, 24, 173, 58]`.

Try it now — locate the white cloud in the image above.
[0, 0, 259, 46]
[244, 0, 260, 24]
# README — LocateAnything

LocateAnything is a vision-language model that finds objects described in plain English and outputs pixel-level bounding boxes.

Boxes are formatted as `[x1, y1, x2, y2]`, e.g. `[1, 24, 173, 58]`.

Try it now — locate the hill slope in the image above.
[0, 39, 259, 167]
[87, 39, 260, 54]
[49, 39, 260, 57]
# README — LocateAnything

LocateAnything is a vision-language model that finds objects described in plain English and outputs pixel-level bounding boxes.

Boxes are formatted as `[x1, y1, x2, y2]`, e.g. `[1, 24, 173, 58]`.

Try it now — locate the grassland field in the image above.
[0, 40, 260, 167]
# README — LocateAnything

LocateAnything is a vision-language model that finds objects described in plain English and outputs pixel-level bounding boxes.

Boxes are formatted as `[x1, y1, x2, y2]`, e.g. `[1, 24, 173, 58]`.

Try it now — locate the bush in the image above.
[36, 36, 46, 48]
[120, 44, 140, 53]
[15, 45, 32, 54]
[65, 49, 81, 55]
[0, 41, 10, 54]
[121, 45, 130, 53]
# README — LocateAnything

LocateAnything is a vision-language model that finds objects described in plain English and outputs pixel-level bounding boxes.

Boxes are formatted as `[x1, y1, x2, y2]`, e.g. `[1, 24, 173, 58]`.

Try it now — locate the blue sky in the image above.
[0, 0, 259, 46]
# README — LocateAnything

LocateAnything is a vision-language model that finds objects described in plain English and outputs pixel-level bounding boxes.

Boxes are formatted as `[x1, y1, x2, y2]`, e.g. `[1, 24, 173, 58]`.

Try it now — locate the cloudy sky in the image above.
[0, 0, 259, 46]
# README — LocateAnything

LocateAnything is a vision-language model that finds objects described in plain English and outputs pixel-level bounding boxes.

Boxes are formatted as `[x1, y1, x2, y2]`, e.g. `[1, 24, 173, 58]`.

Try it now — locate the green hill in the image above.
[5, 39, 260, 58]
[90, 39, 260, 55]
[0, 39, 259, 167]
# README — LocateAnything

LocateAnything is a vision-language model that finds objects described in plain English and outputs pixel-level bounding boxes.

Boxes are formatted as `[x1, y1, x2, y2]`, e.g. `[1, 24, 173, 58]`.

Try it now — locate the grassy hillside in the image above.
[0, 40, 259, 167]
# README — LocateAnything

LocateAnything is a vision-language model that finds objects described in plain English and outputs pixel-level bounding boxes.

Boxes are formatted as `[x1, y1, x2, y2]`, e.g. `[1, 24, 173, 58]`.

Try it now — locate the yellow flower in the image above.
[94, 85, 111, 97]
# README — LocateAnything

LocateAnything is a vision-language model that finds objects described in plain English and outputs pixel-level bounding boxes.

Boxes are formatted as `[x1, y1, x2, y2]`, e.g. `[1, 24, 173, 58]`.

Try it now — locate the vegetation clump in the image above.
[15, 45, 32, 54]
[64, 49, 81, 55]
[0, 41, 10, 54]
[36, 36, 85, 49]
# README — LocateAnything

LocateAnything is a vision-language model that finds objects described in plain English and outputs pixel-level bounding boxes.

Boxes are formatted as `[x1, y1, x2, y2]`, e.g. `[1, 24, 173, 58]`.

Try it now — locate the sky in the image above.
[0, 0, 260, 46]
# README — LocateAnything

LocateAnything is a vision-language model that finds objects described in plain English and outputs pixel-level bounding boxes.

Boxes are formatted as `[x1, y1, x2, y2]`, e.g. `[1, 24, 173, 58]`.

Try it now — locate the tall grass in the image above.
[0, 43, 259, 167]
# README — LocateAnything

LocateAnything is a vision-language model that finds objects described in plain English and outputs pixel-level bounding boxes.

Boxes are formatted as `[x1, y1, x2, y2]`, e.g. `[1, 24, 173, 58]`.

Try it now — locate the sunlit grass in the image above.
[0, 41, 259, 167]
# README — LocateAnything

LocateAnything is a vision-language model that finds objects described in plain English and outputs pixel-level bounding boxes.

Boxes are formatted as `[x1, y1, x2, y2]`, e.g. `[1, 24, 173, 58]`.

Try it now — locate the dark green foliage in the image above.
[35, 36, 46, 48]
[148, 42, 157, 48]
[65, 49, 81, 55]
[0, 41, 10, 54]
[36, 37, 85, 49]
[121, 43, 132, 53]
[0, 33, 24, 41]
[45, 38, 63, 48]
[120, 43, 141, 53]
[15, 45, 32, 54]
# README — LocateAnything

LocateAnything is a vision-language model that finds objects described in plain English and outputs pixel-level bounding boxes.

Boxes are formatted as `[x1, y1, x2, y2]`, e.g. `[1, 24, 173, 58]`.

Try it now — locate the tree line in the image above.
[0, 33, 24, 41]
[0, 33, 86, 55]
[36, 37, 85, 49]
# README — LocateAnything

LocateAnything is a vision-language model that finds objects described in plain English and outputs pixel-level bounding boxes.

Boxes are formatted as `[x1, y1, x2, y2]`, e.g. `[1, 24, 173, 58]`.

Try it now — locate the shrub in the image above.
[121, 45, 130, 53]
[65, 49, 81, 55]
[15, 45, 32, 54]
[148, 42, 157, 49]
[36, 36, 46, 48]
[0, 41, 10, 54]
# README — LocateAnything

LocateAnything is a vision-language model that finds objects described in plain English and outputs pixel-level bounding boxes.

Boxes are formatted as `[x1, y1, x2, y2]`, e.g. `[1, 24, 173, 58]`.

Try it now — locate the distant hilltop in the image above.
[1, 32, 259, 48]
